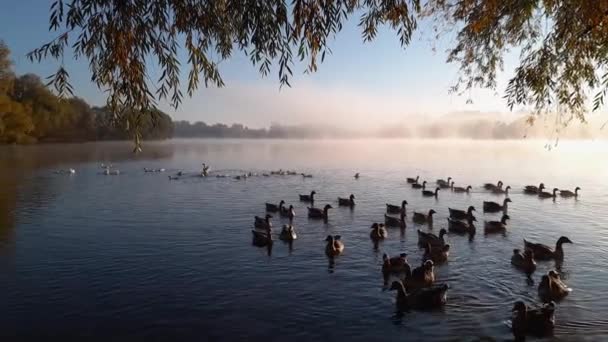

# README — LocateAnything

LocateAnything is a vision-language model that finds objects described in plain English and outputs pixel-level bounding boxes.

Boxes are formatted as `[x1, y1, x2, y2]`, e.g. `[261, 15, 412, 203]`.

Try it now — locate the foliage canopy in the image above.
[26, 0, 608, 146]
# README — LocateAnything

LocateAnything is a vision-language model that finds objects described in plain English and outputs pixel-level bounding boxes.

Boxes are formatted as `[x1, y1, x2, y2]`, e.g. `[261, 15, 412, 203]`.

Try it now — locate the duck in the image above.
[438, 179, 452, 189]
[523, 236, 573, 261]
[265, 200, 285, 213]
[412, 180, 426, 189]
[382, 253, 410, 276]
[559, 187, 580, 198]
[338, 194, 355, 207]
[538, 188, 559, 199]
[511, 301, 556, 340]
[436, 177, 452, 187]
[483, 180, 503, 191]
[538, 270, 571, 302]
[370, 223, 388, 240]
[524, 182, 545, 194]
[144, 167, 154, 173]
[280, 205, 296, 222]
[110, 169, 120, 175]
[484, 214, 510, 233]
[201, 163, 210, 177]
[177, 171, 184, 176]
[492, 185, 511, 195]
[308, 204, 333, 220]
[511, 249, 537, 275]
[407, 175, 419, 184]
[299, 191, 316, 203]
[386, 200, 408, 215]
[252, 226, 272, 247]
[448, 206, 476, 220]
[452, 184, 472, 193]
[423, 242, 450, 263]
[483, 197, 511, 212]
[254, 214, 273, 230]
[168, 176, 179, 180]
[413, 209, 436, 225]
[384, 211, 406, 229]
[301, 173, 313, 178]
[422, 187, 440, 197]
[354, 173, 360, 179]
[325, 235, 344, 257]
[279, 225, 297, 241]
[447, 216, 476, 234]
[417, 228, 447, 248]
[404, 260, 436, 290]
[390, 280, 448, 311]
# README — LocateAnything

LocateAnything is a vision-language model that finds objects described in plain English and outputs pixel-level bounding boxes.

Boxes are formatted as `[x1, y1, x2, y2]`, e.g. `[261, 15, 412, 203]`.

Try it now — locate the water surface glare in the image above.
[0, 139, 607, 341]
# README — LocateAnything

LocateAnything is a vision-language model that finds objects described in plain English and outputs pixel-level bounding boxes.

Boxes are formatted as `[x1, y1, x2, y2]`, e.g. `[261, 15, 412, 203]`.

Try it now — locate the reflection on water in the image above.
[0, 139, 608, 341]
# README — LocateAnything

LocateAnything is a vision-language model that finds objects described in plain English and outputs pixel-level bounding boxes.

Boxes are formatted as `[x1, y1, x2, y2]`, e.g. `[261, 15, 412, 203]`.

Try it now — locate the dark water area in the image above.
[0, 139, 607, 341]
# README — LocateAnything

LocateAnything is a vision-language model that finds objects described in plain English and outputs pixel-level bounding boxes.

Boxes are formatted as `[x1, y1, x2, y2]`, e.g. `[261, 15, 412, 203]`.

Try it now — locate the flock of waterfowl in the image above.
[252, 174, 580, 340]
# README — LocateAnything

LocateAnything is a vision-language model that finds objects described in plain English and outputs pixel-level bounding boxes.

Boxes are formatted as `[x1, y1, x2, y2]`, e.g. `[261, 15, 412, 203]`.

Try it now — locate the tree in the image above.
[25, 0, 608, 147]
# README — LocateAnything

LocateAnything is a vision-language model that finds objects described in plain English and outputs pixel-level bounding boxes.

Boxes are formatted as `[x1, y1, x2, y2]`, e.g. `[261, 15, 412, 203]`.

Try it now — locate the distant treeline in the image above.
[1, 41, 173, 144]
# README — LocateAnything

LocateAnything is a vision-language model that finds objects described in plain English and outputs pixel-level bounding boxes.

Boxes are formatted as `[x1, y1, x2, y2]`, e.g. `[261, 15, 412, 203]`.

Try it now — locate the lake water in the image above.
[1, 139, 607, 341]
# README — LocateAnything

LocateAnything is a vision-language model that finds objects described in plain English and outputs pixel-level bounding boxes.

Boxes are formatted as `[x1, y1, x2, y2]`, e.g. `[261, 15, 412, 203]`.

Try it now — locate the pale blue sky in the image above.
[1, 0, 523, 128]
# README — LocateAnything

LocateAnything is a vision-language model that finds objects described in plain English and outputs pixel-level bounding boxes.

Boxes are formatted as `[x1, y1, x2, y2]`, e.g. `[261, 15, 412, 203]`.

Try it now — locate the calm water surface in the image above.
[1, 139, 607, 341]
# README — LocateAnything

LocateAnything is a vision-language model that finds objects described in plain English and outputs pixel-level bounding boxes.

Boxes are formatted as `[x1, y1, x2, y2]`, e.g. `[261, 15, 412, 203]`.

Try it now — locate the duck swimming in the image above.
[265, 200, 285, 213]
[438, 179, 452, 189]
[386, 200, 408, 215]
[325, 235, 344, 257]
[382, 253, 410, 277]
[279, 225, 298, 241]
[511, 249, 536, 276]
[385, 211, 406, 229]
[299, 191, 316, 203]
[412, 180, 426, 189]
[413, 209, 436, 225]
[252, 226, 272, 247]
[423, 242, 450, 263]
[483, 180, 503, 191]
[538, 188, 559, 199]
[407, 175, 419, 184]
[448, 206, 476, 220]
[524, 182, 545, 194]
[308, 204, 333, 220]
[559, 187, 580, 198]
[483, 198, 511, 213]
[436, 177, 452, 187]
[354, 173, 360, 179]
[524, 236, 572, 261]
[370, 223, 388, 240]
[422, 187, 440, 198]
[338, 194, 355, 207]
[301, 173, 313, 178]
[538, 270, 571, 302]
[417, 228, 447, 248]
[390, 280, 448, 311]
[492, 185, 511, 195]
[484, 214, 510, 233]
[452, 185, 472, 193]
[447, 216, 476, 234]
[280, 205, 296, 223]
[254, 214, 273, 230]
[403, 260, 435, 290]
[511, 301, 556, 340]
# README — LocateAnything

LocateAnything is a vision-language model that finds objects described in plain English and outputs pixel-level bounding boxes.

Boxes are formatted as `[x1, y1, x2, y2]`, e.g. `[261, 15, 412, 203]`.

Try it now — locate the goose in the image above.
[325, 235, 344, 257]
[538, 270, 571, 302]
[417, 228, 447, 248]
[422, 187, 440, 197]
[412, 180, 426, 189]
[423, 242, 450, 263]
[511, 301, 556, 340]
[384, 211, 406, 229]
[403, 260, 436, 290]
[382, 253, 410, 276]
[386, 200, 408, 215]
[483, 198, 511, 212]
[524, 182, 545, 194]
[448, 206, 476, 220]
[279, 225, 298, 241]
[299, 191, 316, 203]
[413, 209, 436, 225]
[280, 205, 296, 223]
[447, 216, 476, 234]
[436, 177, 452, 187]
[254, 214, 273, 230]
[301, 173, 313, 178]
[308, 204, 332, 220]
[390, 280, 448, 311]
[370, 223, 388, 240]
[452, 185, 472, 193]
[483, 180, 503, 190]
[559, 187, 580, 198]
[484, 214, 510, 233]
[265, 200, 285, 213]
[511, 249, 536, 275]
[538, 188, 559, 199]
[438, 179, 452, 189]
[338, 194, 355, 207]
[354, 173, 360, 179]
[252, 226, 273, 247]
[492, 185, 511, 195]
[286, 170, 298, 175]
[406, 175, 419, 184]
[524, 236, 572, 261]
